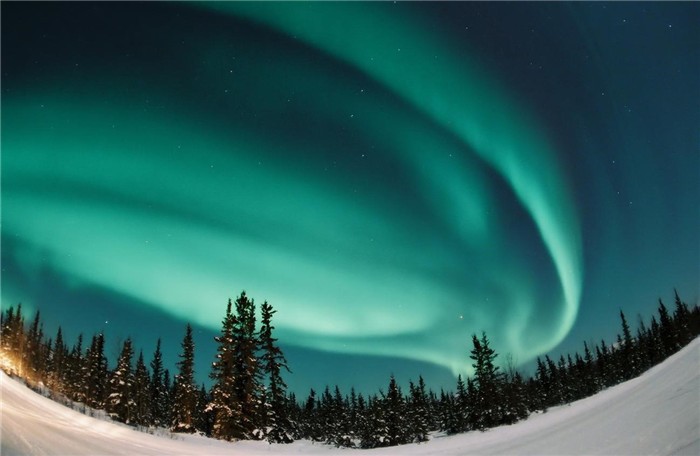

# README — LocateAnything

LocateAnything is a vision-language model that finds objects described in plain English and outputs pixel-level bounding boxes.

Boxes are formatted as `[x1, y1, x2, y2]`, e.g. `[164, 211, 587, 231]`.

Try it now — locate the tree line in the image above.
[1, 289, 698, 448]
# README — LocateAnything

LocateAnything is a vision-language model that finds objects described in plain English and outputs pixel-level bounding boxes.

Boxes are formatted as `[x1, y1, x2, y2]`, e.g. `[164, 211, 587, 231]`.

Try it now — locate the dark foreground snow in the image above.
[2, 338, 699, 455]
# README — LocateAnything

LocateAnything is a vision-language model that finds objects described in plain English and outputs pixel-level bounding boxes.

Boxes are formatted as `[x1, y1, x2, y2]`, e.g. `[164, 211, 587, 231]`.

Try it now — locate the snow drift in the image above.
[2, 338, 698, 455]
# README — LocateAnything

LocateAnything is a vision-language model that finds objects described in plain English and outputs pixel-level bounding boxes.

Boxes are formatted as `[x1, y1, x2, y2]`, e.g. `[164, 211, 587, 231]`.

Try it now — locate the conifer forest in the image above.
[1, 290, 698, 449]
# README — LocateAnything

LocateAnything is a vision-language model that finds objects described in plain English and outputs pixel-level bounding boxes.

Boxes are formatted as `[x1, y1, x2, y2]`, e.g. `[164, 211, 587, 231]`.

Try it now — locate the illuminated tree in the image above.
[209, 298, 242, 440]
[107, 337, 134, 423]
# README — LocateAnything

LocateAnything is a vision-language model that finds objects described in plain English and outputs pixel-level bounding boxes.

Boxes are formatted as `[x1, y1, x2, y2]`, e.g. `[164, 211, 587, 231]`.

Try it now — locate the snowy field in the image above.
[2, 338, 698, 455]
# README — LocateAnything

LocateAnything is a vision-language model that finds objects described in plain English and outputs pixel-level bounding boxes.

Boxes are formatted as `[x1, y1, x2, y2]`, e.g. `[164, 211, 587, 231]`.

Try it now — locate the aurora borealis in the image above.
[2, 2, 698, 392]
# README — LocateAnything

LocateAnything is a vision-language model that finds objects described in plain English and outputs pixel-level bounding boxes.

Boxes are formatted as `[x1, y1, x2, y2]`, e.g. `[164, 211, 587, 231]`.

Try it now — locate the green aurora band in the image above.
[2, 3, 582, 376]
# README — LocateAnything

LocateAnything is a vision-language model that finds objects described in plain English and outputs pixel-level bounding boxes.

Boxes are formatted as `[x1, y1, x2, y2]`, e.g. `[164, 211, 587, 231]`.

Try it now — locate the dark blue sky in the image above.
[2, 2, 698, 395]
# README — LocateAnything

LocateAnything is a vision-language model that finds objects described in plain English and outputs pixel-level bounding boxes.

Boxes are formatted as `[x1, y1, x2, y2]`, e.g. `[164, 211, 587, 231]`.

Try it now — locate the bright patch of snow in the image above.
[2, 338, 699, 455]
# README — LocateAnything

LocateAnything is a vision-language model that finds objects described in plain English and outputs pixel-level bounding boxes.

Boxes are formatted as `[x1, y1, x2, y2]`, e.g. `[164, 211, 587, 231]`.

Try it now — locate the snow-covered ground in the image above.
[2, 338, 699, 455]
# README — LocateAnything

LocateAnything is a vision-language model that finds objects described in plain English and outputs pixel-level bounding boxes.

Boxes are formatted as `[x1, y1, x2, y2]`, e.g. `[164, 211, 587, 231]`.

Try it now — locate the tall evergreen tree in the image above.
[545, 355, 563, 405]
[84, 333, 108, 409]
[107, 338, 135, 423]
[208, 298, 242, 440]
[448, 375, 468, 433]
[470, 332, 502, 429]
[318, 386, 335, 443]
[329, 385, 353, 447]
[47, 326, 68, 392]
[231, 292, 263, 439]
[582, 341, 598, 396]
[258, 301, 293, 443]
[66, 333, 85, 402]
[648, 315, 663, 365]
[635, 318, 652, 372]
[132, 350, 151, 426]
[657, 299, 676, 356]
[408, 378, 430, 442]
[25, 310, 45, 381]
[672, 290, 691, 347]
[163, 368, 173, 427]
[149, 338, 167, 427]
[619, 311, 637, 379]
[384, 374, 408, 446]
[172, 324, 197, 433]
[359, 394, 387, 449]
[533, 357, 549, 411]
[437, 389, 453, 433]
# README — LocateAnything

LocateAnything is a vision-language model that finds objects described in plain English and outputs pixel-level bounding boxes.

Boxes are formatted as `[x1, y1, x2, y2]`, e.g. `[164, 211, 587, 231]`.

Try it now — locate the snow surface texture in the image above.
[2, 338, 699, 455]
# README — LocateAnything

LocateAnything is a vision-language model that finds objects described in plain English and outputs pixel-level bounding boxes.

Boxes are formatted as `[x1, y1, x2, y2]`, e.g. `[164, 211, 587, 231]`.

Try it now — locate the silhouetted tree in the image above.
[172, 324, 197, 433]
[470, 332, 503, 429]
[149, 338, 167, 427]
[132, 350, 151, 426]
[84, 333, 108, 409]
[258, 301, 293, 443]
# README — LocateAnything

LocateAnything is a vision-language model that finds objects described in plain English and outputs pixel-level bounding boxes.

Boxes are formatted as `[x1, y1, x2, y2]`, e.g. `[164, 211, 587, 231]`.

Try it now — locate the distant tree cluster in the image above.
[1, 289, 698, 449]
[274, 290, 700, 447]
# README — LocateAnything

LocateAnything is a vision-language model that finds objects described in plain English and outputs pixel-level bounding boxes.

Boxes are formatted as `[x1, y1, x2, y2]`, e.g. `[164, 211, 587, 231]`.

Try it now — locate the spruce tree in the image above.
[67, 334, 85, 402]
[47, 326, 68, 392]
[172, 324, 197, 433]
[504, 371, 528, 423]
[636, 318, 652, 372]
[285, 392, 302, 440]
[301, 388, 320, 441]
[533, 357, 549, 411]
[163, 368, 173, 426]
[582, 341, 597, 395]
[449, 375, 468, 433]
[408, 378, 430, 442]
[318, 386, 334, 443]
[84, 333, 108, 409]
[132, 350, 151, 426]
[26, 310, 45, 381]
[149, 338, 167, 427]
[195, 384, 214, 436]
[619, 311, 637, 379]
[107, 338, 135, 423]
[360, 394, 388, 448]
[348, 388, 359, 436]
[557, 355, 572, 403]
[601, 340, 616, 387]
[384, 375, 408, 446]
[657, 299, 676, 356]
[470, 332, 503, 429]
[648, 316, 663, 365]
[231, 291, 263, 439]
[258, 301, 293, 443]
[354, 393, 371, 447]
[209, 298, 242, 440]
[330, 385, 353, 447]
[672, 290, 691, 347]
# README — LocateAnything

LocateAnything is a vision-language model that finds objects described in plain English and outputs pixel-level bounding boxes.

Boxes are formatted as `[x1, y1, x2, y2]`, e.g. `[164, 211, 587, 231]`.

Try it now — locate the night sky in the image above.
[2, 2, 698, 395]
